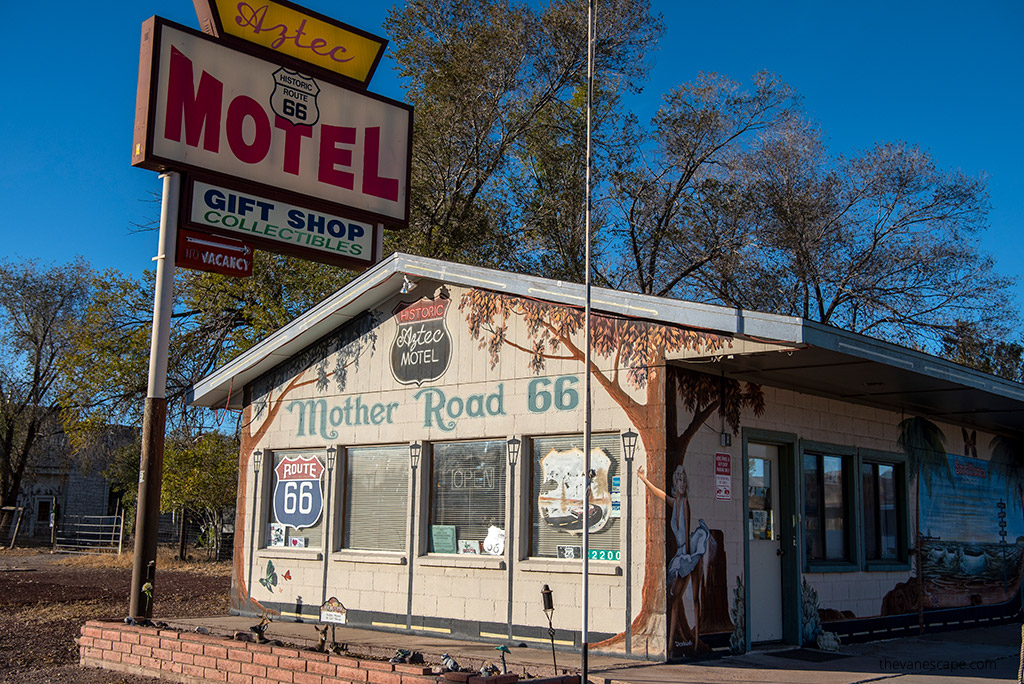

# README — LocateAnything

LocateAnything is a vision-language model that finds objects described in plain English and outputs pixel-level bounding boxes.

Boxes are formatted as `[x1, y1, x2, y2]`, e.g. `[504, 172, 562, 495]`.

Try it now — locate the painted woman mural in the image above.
[638, 464, 710, 651]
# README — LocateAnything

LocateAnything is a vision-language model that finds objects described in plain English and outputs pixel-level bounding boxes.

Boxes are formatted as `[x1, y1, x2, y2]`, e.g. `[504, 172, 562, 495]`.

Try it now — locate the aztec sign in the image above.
[132, 16, 411, 268]
[191, 0, 387, 86]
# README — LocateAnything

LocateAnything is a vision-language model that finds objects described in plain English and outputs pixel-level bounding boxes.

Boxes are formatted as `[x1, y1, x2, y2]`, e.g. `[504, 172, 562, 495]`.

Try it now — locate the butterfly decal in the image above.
[283, 570, 292, 581]
[259, 560, 278, 592]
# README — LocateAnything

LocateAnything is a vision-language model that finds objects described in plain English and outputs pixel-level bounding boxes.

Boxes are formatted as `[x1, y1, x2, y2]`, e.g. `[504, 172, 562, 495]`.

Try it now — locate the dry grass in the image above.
[54, 547, 232, 577]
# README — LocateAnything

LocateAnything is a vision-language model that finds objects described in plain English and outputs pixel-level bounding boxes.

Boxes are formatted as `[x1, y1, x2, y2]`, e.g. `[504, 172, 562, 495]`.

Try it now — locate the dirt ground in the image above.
[0, 546, 231, 684]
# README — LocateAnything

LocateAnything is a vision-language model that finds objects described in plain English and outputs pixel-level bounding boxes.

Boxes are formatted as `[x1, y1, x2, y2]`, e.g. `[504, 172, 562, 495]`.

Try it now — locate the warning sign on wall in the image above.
[715, 452, 732, 501]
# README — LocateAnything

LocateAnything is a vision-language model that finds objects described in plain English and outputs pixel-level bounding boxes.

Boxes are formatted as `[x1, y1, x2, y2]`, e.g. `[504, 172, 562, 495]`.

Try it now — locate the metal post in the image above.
[247, 452, 262, 609]
[406, 442, 421, 630]
[582, 0, 596, 681]
[118, 512, 125, 555]
[625, 457, 633, 654]
[49, 496, 57, 551]
[129, 171, 179, 619]
[321, 447, 336, 607]
[506, 437, 520, 640]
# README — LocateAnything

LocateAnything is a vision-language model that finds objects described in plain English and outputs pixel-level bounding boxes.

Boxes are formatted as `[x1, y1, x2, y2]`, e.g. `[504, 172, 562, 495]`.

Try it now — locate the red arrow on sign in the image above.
[176, 228, 254, 278]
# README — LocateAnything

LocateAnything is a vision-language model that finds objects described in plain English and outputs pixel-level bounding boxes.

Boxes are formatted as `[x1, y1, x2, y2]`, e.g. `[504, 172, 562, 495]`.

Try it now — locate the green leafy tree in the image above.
[162, 432, 239, 560]
[64, 254, 354, 440]
[940, 320, 1024, 382]
[384, 0, 662, 269]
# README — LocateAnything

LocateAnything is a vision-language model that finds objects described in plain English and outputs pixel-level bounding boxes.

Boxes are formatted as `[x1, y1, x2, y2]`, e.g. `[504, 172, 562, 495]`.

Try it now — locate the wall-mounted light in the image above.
[409, 441, 421, 469]
[252, 449, 263, 474]
[326, 445, 337, 471]
[506, 437, 521, 467]
[400, 275, 417, 294]
[621, 429, 638, 462]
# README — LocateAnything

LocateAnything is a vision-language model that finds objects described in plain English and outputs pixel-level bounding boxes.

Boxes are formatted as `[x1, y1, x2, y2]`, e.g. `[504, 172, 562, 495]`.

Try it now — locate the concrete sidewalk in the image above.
[168, 615, 1023, 683]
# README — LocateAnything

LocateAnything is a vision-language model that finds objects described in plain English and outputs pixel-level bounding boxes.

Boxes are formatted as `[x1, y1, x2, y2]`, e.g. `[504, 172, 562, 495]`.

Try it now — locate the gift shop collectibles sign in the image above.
[273, 455, 324, 529]
[132, 18, 411, 230]
[390, 296, 452, 386]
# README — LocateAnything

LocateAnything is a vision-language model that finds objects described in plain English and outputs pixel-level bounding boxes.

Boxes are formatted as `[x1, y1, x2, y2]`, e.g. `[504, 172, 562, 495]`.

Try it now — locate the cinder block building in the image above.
[191, 253, 1024, 661]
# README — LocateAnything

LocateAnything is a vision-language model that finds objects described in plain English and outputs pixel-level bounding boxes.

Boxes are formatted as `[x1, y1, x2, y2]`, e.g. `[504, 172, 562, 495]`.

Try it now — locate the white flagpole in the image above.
[582, 0, 595, 681]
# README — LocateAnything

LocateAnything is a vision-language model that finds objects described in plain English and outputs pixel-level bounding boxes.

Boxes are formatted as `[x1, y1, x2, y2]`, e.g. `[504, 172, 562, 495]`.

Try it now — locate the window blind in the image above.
[429, 440, 506, 554]
[343, 445, 408, 551]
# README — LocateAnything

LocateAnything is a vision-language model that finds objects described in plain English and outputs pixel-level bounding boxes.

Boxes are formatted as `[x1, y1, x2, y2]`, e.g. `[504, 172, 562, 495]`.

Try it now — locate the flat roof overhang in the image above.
[191, 253, 1024, 440]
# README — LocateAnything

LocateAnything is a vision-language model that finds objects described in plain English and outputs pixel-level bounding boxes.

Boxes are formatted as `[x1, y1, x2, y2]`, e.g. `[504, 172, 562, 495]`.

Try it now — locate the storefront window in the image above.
[429, 440, 506, 555]
[343, 445, 408, 552]
[530, 434, 621, 560]
[803, 452, 849, 562]
[266, 450, 325, 549]
[863, 461, 902, 561]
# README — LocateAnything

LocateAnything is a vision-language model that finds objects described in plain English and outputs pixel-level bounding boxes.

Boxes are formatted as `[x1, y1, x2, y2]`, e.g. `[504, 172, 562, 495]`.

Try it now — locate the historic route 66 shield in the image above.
[537, 447, 612, 535]
[390, 295, 452, 386]
[273, 455, 325, 529]
[271, 68, 320, 127]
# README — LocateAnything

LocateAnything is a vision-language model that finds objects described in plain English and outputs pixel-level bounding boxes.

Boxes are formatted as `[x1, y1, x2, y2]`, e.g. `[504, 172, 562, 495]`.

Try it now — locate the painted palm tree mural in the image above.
[889, 417, 1024, 619]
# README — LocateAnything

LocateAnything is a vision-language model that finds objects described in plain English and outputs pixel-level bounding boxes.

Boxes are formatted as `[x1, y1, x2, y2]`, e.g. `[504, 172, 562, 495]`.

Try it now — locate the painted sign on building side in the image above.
[272, 455, 324, 529]
[390, 295, 452, 386]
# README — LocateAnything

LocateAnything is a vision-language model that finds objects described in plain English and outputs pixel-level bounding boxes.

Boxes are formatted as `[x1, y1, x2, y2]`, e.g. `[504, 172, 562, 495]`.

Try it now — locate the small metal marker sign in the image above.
[320, 597, 347, 624]
[176, 227, 254, 277]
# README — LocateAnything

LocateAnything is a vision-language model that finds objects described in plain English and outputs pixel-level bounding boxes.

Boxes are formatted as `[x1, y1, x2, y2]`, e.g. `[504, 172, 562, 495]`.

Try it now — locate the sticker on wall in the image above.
[269, 523, 286, 546]
[273, 455, 325, 529]
[390, 294, 452, 386]
[538, 447, 613, 534]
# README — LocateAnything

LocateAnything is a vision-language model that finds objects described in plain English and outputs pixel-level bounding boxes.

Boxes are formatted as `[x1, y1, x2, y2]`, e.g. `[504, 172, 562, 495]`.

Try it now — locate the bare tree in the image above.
[688, 121, 1014, 348]
[608, 71, 799, 296]
[0, 258, 91, 508]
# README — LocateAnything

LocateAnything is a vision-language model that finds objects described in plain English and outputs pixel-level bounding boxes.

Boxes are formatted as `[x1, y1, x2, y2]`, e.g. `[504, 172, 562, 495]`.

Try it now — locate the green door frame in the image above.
[742, 428, 801, 649]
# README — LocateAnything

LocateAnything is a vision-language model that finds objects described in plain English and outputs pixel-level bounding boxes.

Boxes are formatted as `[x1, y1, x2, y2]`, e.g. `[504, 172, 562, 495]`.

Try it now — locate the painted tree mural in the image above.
[231, 313, 379, 613]
[663, 365, 764, 654]
[459, 288, 762, 653]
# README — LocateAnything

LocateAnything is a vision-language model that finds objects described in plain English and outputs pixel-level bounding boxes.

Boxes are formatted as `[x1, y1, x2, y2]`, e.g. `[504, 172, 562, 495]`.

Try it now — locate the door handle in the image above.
[776, 548, 785, 557]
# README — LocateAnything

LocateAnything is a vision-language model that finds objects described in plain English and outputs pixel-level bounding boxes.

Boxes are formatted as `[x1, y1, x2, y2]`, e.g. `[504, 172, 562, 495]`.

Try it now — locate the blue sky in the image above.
[2, 1, 1022, 311]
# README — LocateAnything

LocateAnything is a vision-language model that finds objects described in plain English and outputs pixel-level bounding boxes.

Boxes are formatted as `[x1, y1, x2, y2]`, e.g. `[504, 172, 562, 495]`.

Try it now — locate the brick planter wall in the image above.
[78, 620, 580, 684]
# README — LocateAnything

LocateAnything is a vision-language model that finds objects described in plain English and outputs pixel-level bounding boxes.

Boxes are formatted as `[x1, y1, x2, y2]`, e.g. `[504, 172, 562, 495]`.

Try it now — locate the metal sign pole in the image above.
[129, 171, 179, 619]
[582, 0, 595, 681]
